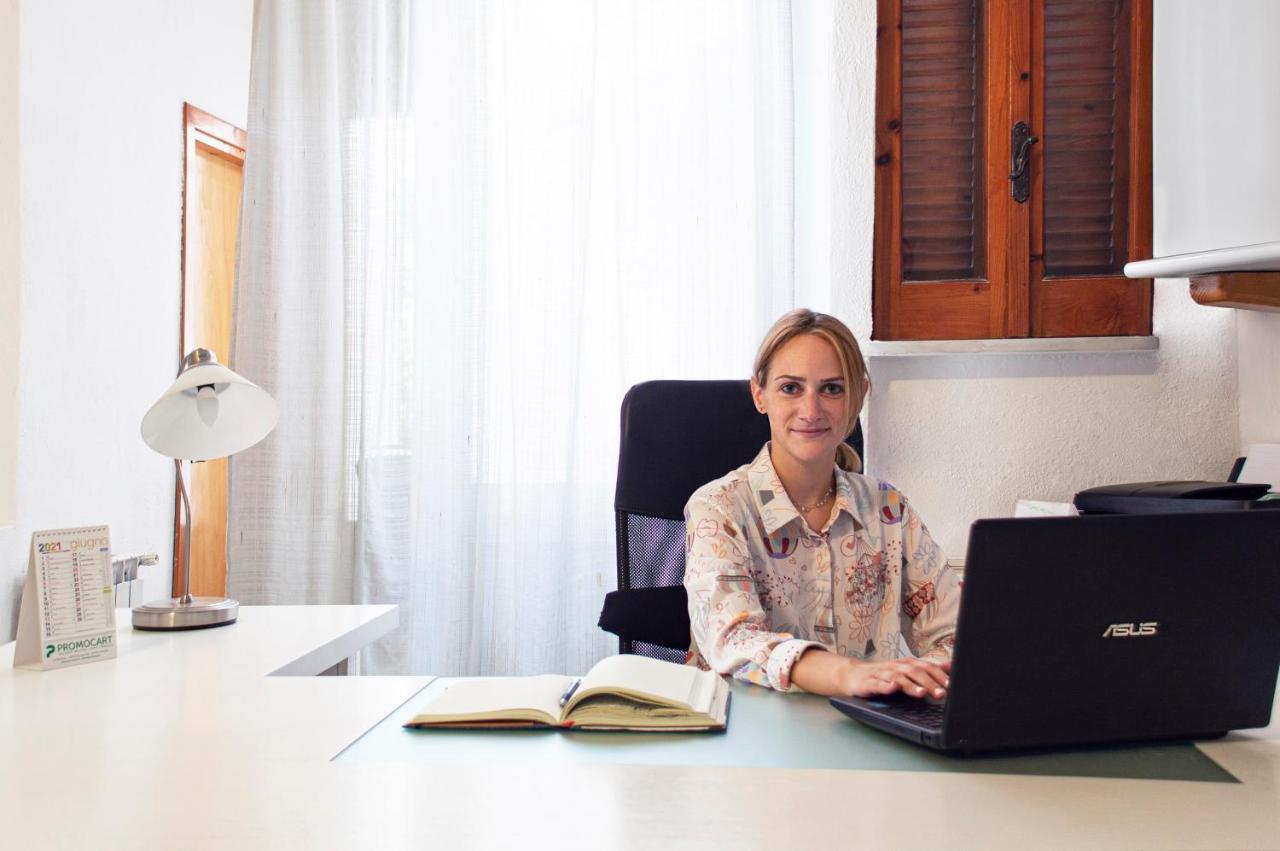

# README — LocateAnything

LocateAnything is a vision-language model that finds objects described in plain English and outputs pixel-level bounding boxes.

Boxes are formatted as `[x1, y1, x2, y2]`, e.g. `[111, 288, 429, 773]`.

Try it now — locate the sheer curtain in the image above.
[231, 0, 797, 676]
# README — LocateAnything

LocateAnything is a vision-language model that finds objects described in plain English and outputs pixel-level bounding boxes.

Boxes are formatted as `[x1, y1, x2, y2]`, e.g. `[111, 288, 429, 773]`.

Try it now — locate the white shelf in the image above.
[1124, 240, 1280, 278]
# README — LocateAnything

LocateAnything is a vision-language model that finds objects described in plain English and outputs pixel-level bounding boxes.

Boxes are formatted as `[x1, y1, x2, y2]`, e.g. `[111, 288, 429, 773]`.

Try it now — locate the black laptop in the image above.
[831, 511, 1280, 753]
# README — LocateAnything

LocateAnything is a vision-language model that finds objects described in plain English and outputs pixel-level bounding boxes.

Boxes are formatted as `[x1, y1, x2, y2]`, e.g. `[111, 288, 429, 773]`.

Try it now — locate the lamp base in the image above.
[132, 597, 239, 631]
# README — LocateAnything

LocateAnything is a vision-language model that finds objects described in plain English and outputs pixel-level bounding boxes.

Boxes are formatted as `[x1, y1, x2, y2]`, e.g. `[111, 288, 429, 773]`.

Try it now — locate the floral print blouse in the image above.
[683, 442, 960, 691]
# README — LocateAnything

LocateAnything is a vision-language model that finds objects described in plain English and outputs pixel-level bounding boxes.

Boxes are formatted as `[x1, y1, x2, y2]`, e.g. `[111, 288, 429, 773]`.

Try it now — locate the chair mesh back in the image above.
[618, 512, 688, 663]
[623, 514, 686, 588]
[630, 640, 687, 664]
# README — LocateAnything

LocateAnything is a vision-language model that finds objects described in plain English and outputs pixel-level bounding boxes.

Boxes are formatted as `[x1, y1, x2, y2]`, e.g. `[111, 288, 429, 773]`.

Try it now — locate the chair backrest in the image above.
[604, 379, 864, 660]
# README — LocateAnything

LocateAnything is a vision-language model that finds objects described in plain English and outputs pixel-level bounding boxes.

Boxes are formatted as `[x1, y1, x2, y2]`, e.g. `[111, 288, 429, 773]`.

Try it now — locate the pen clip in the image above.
[558, 677, 582, 707]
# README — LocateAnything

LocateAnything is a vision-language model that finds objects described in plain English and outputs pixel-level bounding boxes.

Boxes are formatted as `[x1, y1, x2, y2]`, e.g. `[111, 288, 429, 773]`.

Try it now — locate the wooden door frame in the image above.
[174, 103, 247, 596]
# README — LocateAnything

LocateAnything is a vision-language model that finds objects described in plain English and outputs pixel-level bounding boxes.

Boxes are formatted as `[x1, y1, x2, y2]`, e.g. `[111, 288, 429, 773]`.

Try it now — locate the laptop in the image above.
[830, 511, 1280, 753]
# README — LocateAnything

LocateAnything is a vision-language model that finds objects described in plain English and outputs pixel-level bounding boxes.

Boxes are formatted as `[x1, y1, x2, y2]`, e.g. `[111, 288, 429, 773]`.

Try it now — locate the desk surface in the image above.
[348, 677, 1237, 784]
[3, 606, 1279, 849]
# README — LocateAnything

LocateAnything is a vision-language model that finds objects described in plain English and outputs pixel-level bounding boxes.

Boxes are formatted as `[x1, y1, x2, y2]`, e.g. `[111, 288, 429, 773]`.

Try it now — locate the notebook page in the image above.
[576, 655, 707, 710]
[413, 674, 573, 723]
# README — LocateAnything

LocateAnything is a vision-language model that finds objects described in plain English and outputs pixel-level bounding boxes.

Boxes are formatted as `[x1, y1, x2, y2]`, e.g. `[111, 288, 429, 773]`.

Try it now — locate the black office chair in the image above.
[598, 380, 864, 661]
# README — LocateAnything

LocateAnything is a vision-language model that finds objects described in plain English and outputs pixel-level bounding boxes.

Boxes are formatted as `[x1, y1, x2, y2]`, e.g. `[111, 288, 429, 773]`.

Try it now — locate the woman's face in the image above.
[750, 333, 851, 473]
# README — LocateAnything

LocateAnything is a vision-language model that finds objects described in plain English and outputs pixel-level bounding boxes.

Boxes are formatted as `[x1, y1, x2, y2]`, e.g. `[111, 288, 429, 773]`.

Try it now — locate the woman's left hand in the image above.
[838, 656, 951, 700]
[791, 649, 951, 699]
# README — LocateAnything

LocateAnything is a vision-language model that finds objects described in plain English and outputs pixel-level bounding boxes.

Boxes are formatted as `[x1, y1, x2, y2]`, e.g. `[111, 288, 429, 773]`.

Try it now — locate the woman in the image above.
[684, 309, 959, 699]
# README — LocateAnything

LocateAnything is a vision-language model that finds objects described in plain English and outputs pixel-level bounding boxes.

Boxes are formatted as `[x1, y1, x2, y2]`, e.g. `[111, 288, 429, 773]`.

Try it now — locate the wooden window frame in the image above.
[872, 0, 1153, 341]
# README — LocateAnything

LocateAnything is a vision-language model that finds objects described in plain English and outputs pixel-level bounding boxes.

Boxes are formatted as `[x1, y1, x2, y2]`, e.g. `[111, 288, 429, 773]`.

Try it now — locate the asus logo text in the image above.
[1102, 622, 1158, 638]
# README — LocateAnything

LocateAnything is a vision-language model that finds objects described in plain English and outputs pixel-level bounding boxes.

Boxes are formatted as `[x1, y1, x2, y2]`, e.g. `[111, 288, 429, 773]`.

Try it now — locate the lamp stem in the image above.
[176, 458, 193, 605]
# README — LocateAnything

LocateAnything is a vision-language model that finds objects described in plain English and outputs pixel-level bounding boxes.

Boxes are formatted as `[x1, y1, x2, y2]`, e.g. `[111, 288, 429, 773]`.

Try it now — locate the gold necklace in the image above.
[795, 483, 836, 513]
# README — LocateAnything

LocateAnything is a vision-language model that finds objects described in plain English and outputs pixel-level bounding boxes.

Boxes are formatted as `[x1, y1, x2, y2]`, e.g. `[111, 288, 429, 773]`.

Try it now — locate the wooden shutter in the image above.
[899, 0, 983, 283]
[1041, 1, 1127, 276]
[874, 0, 1151, 341]
[1030, 0, 1151, 336]
[875, 0, 1028, 340]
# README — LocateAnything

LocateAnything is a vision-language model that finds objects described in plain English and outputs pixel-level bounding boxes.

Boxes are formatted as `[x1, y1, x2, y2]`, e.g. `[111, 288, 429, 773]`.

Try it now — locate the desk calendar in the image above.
[14, 525, 117, 670]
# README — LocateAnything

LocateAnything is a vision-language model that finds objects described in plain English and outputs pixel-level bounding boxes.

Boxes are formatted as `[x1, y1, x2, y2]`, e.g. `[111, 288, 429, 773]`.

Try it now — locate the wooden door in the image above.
[176, 103, 246, 598]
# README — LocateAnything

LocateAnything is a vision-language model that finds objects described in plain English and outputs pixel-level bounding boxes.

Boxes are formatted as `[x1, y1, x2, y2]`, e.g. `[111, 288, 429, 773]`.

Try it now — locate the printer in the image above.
[1073, 480, 1279, 514]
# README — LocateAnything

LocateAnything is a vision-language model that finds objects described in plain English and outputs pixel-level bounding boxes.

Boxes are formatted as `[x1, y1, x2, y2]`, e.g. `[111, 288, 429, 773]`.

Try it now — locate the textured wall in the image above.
[827, 1, 1240, 558]
[1239, 311, 1280, 448]
[0, 0, 253, 639]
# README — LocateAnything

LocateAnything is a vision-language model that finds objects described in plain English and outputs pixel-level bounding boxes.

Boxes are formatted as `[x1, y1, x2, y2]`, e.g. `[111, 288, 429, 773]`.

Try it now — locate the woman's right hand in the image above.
[791, 647, 950, 699]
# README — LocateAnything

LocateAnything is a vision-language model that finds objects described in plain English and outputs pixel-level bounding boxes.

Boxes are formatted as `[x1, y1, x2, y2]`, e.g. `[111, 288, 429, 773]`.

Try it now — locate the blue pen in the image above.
[558, 677, 582, 707]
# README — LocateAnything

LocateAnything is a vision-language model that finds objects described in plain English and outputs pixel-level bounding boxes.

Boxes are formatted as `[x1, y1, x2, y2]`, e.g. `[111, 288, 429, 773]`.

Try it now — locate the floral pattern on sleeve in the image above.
[684, 486, 823, 691]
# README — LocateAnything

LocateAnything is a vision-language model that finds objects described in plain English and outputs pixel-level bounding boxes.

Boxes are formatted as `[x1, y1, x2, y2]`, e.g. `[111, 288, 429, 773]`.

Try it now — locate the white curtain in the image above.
[231, 0, 797, 676]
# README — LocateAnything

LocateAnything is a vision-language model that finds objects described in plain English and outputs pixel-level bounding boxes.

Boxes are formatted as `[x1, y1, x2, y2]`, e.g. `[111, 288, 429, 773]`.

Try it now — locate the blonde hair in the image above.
[752, 309, 868, 472]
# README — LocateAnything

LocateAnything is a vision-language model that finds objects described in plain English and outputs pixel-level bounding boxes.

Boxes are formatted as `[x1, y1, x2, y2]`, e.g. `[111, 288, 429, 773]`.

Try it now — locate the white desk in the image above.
[3, 606, 1278, 849]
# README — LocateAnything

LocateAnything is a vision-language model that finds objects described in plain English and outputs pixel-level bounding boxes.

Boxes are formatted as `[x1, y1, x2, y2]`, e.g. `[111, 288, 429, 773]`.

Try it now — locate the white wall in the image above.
[1, 0, 18, 527]
[825, 2, 1241, 558]
[1150, 1, 1280, 449]
[0, 0, 253, 639]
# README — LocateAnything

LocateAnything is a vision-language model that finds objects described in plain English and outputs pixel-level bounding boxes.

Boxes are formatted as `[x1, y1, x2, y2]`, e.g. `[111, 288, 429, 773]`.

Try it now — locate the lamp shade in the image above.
[140, 349, 278, 461]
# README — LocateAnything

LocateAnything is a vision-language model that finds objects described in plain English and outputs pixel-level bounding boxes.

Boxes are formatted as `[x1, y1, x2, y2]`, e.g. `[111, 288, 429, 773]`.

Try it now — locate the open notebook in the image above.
[404, 654, 730, 732]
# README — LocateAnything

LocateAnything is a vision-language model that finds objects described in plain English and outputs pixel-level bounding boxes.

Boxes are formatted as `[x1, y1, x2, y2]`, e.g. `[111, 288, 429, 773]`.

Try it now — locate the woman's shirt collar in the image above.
[746, 442, 864, 536]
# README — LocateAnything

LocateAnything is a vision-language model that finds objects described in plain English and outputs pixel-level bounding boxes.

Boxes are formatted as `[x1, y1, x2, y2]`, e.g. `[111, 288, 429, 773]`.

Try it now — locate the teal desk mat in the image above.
[338, 679, 1237, 783]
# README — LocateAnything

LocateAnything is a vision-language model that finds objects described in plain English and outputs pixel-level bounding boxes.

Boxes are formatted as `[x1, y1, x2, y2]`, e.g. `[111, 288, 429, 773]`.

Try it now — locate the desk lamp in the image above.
[133, 348, 278, 630]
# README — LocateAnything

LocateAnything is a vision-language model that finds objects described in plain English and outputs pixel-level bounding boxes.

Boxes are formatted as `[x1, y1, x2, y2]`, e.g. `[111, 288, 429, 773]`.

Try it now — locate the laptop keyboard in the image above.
[881, 699, 947, 730]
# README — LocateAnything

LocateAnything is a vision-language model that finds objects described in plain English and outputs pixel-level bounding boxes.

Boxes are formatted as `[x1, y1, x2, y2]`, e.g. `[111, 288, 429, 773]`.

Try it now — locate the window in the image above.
[872, 0, 1152, 341]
